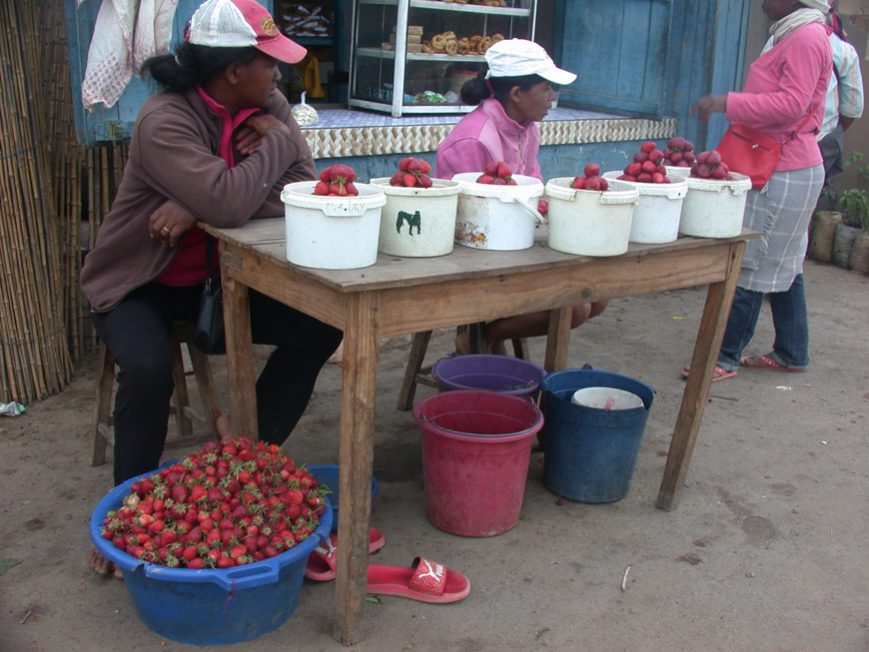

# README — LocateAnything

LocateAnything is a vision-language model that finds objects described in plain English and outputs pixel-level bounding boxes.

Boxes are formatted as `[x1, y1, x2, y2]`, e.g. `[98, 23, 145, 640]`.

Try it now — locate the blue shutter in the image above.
[553, 0, 673, 118]
[65, 0, 273, 146]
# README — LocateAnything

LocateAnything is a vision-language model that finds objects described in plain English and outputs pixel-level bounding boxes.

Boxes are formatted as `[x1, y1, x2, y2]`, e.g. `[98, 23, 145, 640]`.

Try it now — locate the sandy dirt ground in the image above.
[0, 259, 867, 652]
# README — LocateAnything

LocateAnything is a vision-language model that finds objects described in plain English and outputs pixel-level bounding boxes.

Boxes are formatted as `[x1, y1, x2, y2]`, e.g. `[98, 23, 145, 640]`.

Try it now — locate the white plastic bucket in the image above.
[602, 171, 688, 244]
[370, 178, 461, 257]
[452, 172, 544, 251]
[281, 181, 386, 269]
[571, 387, 644, 410]
[545, 178, 639, 257]
[665, 169, 752, 238]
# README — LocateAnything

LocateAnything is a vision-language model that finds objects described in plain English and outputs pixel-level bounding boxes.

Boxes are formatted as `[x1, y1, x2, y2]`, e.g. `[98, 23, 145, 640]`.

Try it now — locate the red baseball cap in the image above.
[188, 0, 307, 64]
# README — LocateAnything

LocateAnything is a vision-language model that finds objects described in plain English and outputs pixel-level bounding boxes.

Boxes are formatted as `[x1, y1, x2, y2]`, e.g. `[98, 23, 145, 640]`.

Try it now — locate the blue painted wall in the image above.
[554, 0, 750, 152]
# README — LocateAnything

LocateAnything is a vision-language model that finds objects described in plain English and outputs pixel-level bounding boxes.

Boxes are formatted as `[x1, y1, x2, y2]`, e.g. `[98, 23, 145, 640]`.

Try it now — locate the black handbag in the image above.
[193, 237, 225, 354]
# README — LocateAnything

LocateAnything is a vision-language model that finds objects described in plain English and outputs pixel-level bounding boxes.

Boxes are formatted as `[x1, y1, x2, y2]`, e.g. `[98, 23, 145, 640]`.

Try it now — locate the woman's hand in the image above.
[235, 124, 265, 156]
[691, 94, 727, 123]
[148, 199, 198, 247]
[243, 114, 291, 139]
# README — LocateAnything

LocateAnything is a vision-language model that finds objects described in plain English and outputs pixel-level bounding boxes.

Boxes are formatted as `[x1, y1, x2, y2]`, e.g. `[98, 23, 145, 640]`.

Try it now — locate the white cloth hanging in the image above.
[81, 0, 137, 110]
[80, 0, 179, 111]
[133, 0, 179, 72]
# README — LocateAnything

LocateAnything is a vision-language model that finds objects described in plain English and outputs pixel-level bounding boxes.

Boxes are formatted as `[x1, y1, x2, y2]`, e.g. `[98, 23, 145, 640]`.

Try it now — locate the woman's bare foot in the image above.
[214, 411, 235, 440]
[88, 548, 123, 579]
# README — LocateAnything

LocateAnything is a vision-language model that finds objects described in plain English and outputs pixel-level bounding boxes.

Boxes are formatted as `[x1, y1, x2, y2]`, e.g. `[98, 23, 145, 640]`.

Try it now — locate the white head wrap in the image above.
[798, 0, 830, 11]
[768, 6, 827, 45]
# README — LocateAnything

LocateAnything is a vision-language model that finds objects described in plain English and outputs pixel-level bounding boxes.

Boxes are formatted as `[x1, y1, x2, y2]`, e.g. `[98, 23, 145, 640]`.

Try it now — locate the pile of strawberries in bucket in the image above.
[98, 437, 329, 569]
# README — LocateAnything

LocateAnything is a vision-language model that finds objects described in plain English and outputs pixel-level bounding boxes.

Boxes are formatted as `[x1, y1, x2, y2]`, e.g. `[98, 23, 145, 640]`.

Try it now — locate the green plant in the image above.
[834, 151, 869, 229]
[837, 188, 869, 229]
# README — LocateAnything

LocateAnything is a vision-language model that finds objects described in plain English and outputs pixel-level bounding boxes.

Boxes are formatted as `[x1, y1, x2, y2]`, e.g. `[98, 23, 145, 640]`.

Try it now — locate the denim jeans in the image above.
[718, 274, 809, 371]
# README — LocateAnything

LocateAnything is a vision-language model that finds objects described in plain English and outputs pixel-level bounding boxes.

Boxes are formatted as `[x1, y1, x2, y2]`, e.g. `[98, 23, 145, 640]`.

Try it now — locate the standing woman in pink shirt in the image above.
[437, 39, 607, 354]
[689, 0, 832, 381]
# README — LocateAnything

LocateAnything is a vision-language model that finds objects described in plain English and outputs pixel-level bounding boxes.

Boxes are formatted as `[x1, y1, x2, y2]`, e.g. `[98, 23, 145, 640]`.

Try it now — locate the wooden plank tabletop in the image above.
[201, 219, 757, 293]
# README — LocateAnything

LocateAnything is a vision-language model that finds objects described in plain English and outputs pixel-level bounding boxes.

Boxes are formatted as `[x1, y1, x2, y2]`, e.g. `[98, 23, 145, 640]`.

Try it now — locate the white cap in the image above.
[484, 39, 576, 86]
[188, 0, 306, 64]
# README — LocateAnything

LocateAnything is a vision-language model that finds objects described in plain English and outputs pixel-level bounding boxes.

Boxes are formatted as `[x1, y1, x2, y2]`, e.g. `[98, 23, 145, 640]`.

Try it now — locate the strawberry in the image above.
[403, 173, 416, 187]
[583, 163, 601, 178]
[585, 175, 601, 191]
[640, 141, 657, 153]
[572, 176, 586, 189]
[495, 162, 512, 178]
[484, 161, 499, 176]
[476, 174, 494, 184]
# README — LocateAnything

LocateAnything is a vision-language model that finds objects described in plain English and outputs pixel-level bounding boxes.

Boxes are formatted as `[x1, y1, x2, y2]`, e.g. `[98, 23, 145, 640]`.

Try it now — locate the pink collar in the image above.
[196, 86, 261, 167]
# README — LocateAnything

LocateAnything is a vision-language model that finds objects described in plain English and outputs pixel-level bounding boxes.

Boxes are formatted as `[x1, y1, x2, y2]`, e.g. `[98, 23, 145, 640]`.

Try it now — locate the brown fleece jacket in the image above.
[80, 87, 315, 312]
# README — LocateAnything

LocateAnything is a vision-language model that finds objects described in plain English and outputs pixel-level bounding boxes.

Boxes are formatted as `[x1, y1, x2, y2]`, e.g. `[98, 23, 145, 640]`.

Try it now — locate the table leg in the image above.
[334, 292, 379, 645]
[220, 274, 257, 439]
[656, 241, 746, 511]
[544, 306, 573, 372]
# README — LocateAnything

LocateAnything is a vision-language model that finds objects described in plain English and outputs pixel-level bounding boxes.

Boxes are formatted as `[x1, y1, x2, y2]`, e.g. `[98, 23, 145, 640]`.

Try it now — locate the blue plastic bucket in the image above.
[432, 354, 546, 399]
[540, 369, 655, 503]
[308, 464, 379, 532]
[89, 470, 332, 645]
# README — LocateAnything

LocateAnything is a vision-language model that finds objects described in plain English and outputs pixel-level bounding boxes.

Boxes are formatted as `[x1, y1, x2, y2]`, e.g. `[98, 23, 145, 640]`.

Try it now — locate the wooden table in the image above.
[202, 219, 751, 644]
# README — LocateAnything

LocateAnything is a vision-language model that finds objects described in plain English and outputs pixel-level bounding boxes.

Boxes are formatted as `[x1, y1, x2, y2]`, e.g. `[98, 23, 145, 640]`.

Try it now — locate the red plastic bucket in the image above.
[412, 390, 544, 537]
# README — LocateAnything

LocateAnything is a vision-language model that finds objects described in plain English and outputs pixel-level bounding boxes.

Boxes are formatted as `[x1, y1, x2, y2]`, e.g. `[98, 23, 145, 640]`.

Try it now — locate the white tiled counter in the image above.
[300, 108, 677, 159]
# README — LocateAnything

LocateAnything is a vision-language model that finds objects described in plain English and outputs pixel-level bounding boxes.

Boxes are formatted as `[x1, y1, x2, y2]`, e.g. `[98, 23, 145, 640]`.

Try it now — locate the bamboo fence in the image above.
[0, 2, 128, 403]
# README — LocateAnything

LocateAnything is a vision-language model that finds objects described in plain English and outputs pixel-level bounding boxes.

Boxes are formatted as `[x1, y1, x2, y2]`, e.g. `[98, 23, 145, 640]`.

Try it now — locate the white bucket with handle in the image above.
[666, 167, 751, 238]
[452, 172, 544, 251]
[602, 171, 688, 244]
[281, 181, 386, 269]
[545, 178, 639, 256]
[370, 178, 461, 257]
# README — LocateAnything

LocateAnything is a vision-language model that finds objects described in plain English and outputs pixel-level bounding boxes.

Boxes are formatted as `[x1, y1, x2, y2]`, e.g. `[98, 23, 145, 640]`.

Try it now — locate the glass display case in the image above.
[350, 0, 536, 117]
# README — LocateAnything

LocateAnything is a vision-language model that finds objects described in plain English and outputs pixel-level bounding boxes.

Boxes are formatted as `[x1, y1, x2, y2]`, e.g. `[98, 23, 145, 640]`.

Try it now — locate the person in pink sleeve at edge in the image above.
[437, 39, 608, 355]
[687, 0, 832, 382]
[81, 0, 342, 575]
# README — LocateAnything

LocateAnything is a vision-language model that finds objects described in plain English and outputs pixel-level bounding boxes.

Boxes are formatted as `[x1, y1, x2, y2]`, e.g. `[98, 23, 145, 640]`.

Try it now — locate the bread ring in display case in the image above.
[431, 33, 447, 51]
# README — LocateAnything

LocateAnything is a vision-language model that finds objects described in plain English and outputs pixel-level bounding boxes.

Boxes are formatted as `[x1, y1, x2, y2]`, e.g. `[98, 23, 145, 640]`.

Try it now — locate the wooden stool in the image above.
[397, 323, 529, 411]
[91, 322, 222, 466]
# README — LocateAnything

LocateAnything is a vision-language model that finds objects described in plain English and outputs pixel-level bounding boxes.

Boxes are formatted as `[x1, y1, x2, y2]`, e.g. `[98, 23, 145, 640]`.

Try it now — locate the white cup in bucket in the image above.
[571, 387, 644, 410]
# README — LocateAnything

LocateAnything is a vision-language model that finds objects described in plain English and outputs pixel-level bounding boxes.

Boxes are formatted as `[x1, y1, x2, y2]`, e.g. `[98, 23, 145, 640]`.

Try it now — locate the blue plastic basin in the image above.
[89, 469, 332, 645]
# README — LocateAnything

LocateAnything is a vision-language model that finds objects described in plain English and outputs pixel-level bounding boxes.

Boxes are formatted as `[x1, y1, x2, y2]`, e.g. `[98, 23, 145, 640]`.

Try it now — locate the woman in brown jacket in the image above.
[81, 0, 340, 507]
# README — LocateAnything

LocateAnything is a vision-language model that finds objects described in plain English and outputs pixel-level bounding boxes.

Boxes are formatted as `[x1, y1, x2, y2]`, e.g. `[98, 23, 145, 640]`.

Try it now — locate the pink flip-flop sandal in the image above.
[366, 556, 471, 604]
[305, 527, 385, 581]
[680, 364, 737, 383]
[740, 354, 805, 372]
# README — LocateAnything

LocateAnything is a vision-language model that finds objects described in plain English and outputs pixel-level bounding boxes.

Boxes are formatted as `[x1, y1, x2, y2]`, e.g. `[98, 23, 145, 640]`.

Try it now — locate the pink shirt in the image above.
[725, 23, 831, 172]
[436, 98, 542, 180]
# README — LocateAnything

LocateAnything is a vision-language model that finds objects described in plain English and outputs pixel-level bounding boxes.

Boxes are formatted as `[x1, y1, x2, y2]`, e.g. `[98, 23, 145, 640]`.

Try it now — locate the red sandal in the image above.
[681, 364, 737, 383]
[740, 354, 805, 372]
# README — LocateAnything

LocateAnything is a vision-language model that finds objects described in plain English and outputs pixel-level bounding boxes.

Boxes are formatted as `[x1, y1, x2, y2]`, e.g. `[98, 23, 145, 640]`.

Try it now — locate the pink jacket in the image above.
[436, 98, 542, 180]
[725, 23, 831, 172]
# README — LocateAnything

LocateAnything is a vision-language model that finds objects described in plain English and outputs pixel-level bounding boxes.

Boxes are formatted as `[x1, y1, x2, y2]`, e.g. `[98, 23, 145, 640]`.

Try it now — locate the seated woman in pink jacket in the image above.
[436, 39, 607, 354]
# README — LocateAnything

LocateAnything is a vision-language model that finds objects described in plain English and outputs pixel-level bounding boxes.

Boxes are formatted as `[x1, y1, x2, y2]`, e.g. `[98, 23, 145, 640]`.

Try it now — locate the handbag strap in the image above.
[205, 235, 217, 270]
[785, 104, 819, 143]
